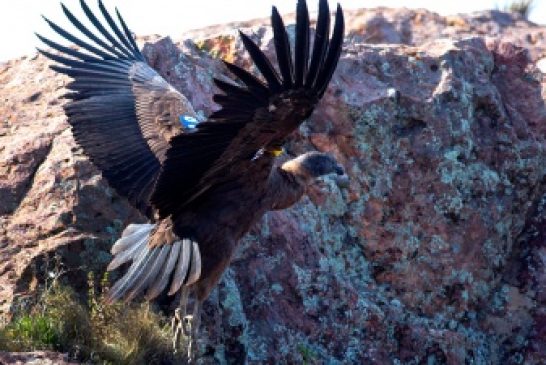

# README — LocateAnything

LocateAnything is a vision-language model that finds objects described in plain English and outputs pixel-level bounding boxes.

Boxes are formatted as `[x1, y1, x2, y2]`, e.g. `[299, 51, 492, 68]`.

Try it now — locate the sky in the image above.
[1, 0, 545, 62]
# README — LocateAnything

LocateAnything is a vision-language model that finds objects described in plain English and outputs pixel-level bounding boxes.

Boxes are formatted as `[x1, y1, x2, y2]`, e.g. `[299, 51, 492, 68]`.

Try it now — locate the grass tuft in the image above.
[0, 271, 185, 364]
[502, 0, 535, 19]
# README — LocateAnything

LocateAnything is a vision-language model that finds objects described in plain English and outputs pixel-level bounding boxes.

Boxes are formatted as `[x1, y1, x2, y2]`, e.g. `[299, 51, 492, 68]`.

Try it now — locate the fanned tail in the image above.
[106, 222, 202, 302]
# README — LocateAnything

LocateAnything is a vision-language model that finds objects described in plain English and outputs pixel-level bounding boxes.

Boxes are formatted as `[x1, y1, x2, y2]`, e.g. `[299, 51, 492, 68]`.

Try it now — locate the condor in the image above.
[38, 0, 345, 349]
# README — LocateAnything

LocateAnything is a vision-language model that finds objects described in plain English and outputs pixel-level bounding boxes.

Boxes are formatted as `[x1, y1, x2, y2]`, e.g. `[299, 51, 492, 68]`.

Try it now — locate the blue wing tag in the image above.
[179, 115, 199, 129]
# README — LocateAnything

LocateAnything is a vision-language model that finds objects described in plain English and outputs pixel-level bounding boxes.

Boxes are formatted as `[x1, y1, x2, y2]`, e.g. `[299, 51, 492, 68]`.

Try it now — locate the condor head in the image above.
[281, 151, 345, 181]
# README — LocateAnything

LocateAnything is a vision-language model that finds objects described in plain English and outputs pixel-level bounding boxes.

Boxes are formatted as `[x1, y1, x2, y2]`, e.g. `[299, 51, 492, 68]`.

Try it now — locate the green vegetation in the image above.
[503, 0, 535, 19]
[1, 314, 61, 350]
[0, 271, 184, 364]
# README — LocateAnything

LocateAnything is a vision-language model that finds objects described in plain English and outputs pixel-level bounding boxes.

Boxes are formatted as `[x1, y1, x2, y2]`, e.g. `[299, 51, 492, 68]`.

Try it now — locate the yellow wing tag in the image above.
[268, 147, 284, 157]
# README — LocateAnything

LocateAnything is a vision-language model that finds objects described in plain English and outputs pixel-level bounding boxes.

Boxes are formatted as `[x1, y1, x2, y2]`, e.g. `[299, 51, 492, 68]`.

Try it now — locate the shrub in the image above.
[503, 0, 535, 19]
[0, 271, 184, 364]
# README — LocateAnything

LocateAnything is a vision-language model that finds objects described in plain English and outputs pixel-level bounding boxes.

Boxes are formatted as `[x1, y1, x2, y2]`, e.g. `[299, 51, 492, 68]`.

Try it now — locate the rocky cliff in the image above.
[0, 8, 545, 365]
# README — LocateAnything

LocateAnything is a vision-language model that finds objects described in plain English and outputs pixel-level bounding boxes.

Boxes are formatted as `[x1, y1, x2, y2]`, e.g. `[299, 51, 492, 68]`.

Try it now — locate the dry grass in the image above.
[503, 0, 535, 19]
[0, 272, 185, 364]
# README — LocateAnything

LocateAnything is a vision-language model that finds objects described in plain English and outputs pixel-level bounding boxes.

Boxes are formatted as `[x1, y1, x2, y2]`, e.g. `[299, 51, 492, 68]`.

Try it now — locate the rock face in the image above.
[1, 7, 545, 365]
[0, 351, 77, 365]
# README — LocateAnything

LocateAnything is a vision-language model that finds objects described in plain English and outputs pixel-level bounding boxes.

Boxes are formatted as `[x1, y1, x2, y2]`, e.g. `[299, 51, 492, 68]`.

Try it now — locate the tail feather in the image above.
[111, 223, 153, 256]
[185, 241, 202, 286]
[145, 240, 182, 300]
[168, 239, 193, 296]
[125, 245, 168, 302]
[106, 222, 202, 302]
[107, 238, 152, 301]
[120, 246, 161, 301]
[107, 234, 147, 271]
[122, 223, 154, 238]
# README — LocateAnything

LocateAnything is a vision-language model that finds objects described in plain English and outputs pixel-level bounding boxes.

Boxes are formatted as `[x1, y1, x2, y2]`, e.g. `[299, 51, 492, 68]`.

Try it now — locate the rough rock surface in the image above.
[187, 8, 546, 61]
[1, 8, 545, 365]
[0, 351, 76, 365]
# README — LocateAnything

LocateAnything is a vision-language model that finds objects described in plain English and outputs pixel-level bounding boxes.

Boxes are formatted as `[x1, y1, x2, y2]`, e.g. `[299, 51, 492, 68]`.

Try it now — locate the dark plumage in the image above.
[37, 0, 344, 322]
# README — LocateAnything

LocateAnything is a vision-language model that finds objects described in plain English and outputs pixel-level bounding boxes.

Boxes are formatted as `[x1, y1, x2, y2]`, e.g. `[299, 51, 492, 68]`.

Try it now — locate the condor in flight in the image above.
[38, 0, 344, 342]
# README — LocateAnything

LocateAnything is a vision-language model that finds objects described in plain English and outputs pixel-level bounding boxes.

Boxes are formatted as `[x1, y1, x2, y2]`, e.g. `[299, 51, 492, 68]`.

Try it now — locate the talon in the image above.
[171, 308, 184, 354]
[183, 314, 193, 337]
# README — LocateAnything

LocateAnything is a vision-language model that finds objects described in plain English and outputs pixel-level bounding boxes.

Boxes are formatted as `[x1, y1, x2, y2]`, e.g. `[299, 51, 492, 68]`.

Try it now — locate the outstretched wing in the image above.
[151, 0, 344, 217]
[37, 0, 193, 216]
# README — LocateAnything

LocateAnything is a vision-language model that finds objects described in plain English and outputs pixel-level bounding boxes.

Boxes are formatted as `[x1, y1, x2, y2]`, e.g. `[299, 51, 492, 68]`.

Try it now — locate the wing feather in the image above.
[38, 0, 192, 216]
[294, 0, 310, 87]
[41, 16, 114, 59]
[60, 3, 126, 58]
[97, 0, 142, 60]
[305, 0, 330, 87]
[223, 62, 270, 100]
[40, 0, 344, 221]
[314, 4, 345, 97]
[115, 7, 142, 57]
[238, 31, 282, 93]
[79, 0, 134, 59]
[151, 0, 345, 218]
[271, 6, 294, 88]
[36, 33, 101, 62]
